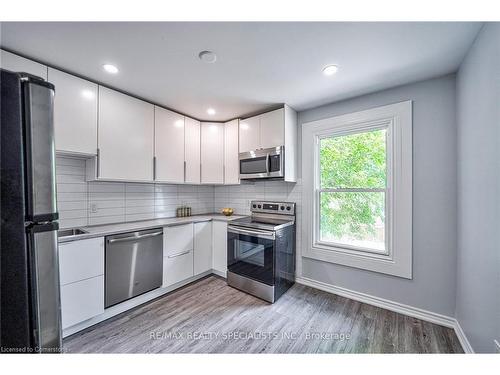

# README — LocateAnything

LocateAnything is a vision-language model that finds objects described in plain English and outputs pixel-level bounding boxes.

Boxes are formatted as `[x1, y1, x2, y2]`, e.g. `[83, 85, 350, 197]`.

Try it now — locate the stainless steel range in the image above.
[227, 201, 296, 303]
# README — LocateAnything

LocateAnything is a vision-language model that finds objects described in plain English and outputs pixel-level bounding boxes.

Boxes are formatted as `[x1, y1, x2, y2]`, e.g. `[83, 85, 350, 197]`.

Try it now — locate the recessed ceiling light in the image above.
[199, 51, 217, 64]
[323, 64, 339, 76]
[207, 108, 216, 116]
[103, 64, 119, 74]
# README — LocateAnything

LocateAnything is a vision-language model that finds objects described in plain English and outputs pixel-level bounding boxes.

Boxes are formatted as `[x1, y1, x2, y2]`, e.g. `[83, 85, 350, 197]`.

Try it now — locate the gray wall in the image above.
[456, 24, 500, 353]
[297, 75, 458, 317]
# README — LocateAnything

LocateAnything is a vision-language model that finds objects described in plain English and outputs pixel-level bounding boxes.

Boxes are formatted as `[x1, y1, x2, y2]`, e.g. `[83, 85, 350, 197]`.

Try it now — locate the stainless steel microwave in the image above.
[239, 146, 284, 180]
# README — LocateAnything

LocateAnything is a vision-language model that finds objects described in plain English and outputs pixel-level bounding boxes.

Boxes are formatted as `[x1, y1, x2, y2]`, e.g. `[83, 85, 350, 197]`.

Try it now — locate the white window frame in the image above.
[302, 101, 412, 278]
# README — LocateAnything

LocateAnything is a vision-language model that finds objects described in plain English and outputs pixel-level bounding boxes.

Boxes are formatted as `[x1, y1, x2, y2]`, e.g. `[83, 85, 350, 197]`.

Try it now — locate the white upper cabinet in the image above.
[97, 87, 154, 181]
[154, 106, 185, 183]
[224, 119, 240, 185]
[238, 106, 297, 182]
[184, 117, 201, 184]
[201, 122, 224, 184]
[260, 108, 284, 149]
[239, 108, 285, 151]
[0, 50, 47, 79]
[239, 115, 260, 153]
[48, 68, 98, 155]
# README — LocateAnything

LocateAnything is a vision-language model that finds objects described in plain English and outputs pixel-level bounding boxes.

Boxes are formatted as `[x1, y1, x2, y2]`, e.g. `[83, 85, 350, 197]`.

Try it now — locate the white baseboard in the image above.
[453, 320, 475, 353]
[296, 276, 473, 353]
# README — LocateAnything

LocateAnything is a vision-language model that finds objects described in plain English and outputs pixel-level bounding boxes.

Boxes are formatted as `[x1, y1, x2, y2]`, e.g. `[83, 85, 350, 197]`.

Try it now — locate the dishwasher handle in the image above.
[107, 231, 163, 244]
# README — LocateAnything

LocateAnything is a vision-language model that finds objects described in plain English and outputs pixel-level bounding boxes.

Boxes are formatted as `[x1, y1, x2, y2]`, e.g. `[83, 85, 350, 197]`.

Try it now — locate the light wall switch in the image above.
[91, 203, 98, 213]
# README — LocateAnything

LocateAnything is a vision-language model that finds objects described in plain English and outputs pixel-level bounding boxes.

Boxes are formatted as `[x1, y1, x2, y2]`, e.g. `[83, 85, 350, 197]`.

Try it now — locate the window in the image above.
[302, 101, 412, 278]
[318, 127, 388, 254]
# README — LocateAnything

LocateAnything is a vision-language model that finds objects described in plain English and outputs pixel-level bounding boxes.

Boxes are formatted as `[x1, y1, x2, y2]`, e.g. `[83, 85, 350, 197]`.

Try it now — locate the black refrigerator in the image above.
[1, 69, 62, 353]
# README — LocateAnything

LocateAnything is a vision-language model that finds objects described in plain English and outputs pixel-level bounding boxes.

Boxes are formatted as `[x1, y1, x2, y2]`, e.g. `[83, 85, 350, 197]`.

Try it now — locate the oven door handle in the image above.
[228, 226, 275, 240]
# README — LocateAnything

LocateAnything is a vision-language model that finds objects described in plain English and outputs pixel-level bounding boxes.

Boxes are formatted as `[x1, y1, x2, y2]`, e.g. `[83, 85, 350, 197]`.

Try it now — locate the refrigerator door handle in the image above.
[23, 79, 58, 222]
[28, 224, 62, 352]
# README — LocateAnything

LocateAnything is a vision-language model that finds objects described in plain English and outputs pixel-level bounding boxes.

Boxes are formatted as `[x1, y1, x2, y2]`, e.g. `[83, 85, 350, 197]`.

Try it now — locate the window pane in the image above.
[320, 192, 385, 252]
[320, 129, 386, 189]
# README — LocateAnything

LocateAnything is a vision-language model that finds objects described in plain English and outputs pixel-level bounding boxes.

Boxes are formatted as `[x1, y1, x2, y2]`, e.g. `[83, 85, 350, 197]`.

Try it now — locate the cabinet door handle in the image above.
[184, 160, 186, 182]
[167, 250, 191, 259]
[96, 148, 100, 178]
[153, 156, 157, 180]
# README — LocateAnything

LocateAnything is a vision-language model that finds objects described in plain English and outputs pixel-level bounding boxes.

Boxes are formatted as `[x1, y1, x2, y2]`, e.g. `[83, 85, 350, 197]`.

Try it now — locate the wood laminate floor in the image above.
[63, 276, 463, 353]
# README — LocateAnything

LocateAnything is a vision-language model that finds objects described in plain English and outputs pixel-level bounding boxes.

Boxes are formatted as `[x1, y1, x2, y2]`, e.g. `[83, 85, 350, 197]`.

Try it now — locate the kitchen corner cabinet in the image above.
[224, 119, 240, 185]
[0, 49, 47, 79]
[194, 221, 212, 274]
[48, 68, 98, 156]
[154, 106, 185, 183]
[184, 117, 201, 184]
[58, 237, 104, 329]
[201, 122, 224, 184]
[212, 221, 228, 277]
[97, 87, 154, 182]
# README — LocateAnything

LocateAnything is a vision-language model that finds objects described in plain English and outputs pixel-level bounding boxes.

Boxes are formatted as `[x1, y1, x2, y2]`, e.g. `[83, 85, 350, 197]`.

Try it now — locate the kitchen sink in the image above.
[57, 228, 88, 238]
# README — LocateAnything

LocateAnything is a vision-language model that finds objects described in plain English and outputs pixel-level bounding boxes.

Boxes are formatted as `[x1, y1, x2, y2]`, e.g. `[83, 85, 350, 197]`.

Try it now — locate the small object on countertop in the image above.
[176, 207, 183, 217]
[186, 207, 191, 217]
[222, 208, 234, 216]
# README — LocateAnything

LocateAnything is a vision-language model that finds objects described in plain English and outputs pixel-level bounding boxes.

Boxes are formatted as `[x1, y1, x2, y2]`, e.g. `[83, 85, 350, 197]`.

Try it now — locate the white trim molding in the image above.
[301, 101, 413, 278]
[296, 276, 473, 353]
[453, 320, 475, 354]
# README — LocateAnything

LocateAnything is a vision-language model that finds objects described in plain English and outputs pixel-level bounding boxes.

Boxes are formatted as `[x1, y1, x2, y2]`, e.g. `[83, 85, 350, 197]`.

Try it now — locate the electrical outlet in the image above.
[91, 203, 98, 213]
[494, 339, 500, 353]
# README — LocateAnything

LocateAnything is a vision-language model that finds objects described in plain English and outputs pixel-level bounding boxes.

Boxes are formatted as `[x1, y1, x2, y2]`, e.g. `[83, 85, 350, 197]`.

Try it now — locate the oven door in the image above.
[239, 146, 284, 179]
[227, 226, 276, 285]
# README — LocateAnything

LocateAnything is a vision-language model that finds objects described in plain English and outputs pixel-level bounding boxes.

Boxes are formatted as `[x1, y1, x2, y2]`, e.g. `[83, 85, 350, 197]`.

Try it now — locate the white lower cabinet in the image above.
[163, 251, 194, 287]
[58, 237, 104, 330]
[194, 221, 212, 274]
[212, 221, 228, 276]
[60, 276, 104, 329]
[162, 223, 194, 287]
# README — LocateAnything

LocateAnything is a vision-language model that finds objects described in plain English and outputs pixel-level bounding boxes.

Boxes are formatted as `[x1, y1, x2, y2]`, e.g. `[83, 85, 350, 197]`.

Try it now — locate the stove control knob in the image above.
[252, 204, 257, 208]
[280, 206, 285, 210]
[257, 204, 262, 209]
[286, 206, 291, 211]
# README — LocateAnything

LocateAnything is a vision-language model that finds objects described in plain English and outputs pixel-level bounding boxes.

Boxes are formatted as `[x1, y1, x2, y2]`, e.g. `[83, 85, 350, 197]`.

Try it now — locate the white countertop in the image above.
[58, 214, 247, 243]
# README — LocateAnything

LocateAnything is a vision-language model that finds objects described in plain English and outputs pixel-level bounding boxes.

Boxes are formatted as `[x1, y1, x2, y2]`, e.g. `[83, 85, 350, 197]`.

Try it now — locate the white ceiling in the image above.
[0, 22, 481, 121]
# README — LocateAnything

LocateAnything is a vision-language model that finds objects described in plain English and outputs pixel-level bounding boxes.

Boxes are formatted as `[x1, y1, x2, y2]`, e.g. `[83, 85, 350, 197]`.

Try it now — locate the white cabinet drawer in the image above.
[60, 275, 104, 329]
[194, 221, 212, 275]
[163, 223, 193, 256]
[58, 237, 104, 285]
[163, 250, 194, 287]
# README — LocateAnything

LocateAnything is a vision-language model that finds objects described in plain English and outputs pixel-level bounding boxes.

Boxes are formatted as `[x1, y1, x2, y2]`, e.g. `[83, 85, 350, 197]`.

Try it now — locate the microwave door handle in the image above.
[265, 153, 270, 175]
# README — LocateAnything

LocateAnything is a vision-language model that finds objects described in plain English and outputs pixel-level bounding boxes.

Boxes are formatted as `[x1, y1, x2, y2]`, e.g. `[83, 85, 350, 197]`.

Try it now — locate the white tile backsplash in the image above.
[56, 156, 215, 229]
[55, 156, 301, 233]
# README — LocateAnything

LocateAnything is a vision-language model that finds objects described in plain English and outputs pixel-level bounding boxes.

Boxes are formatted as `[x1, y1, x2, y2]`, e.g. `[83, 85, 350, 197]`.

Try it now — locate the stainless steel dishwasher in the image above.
[105, 228, 163, 308]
